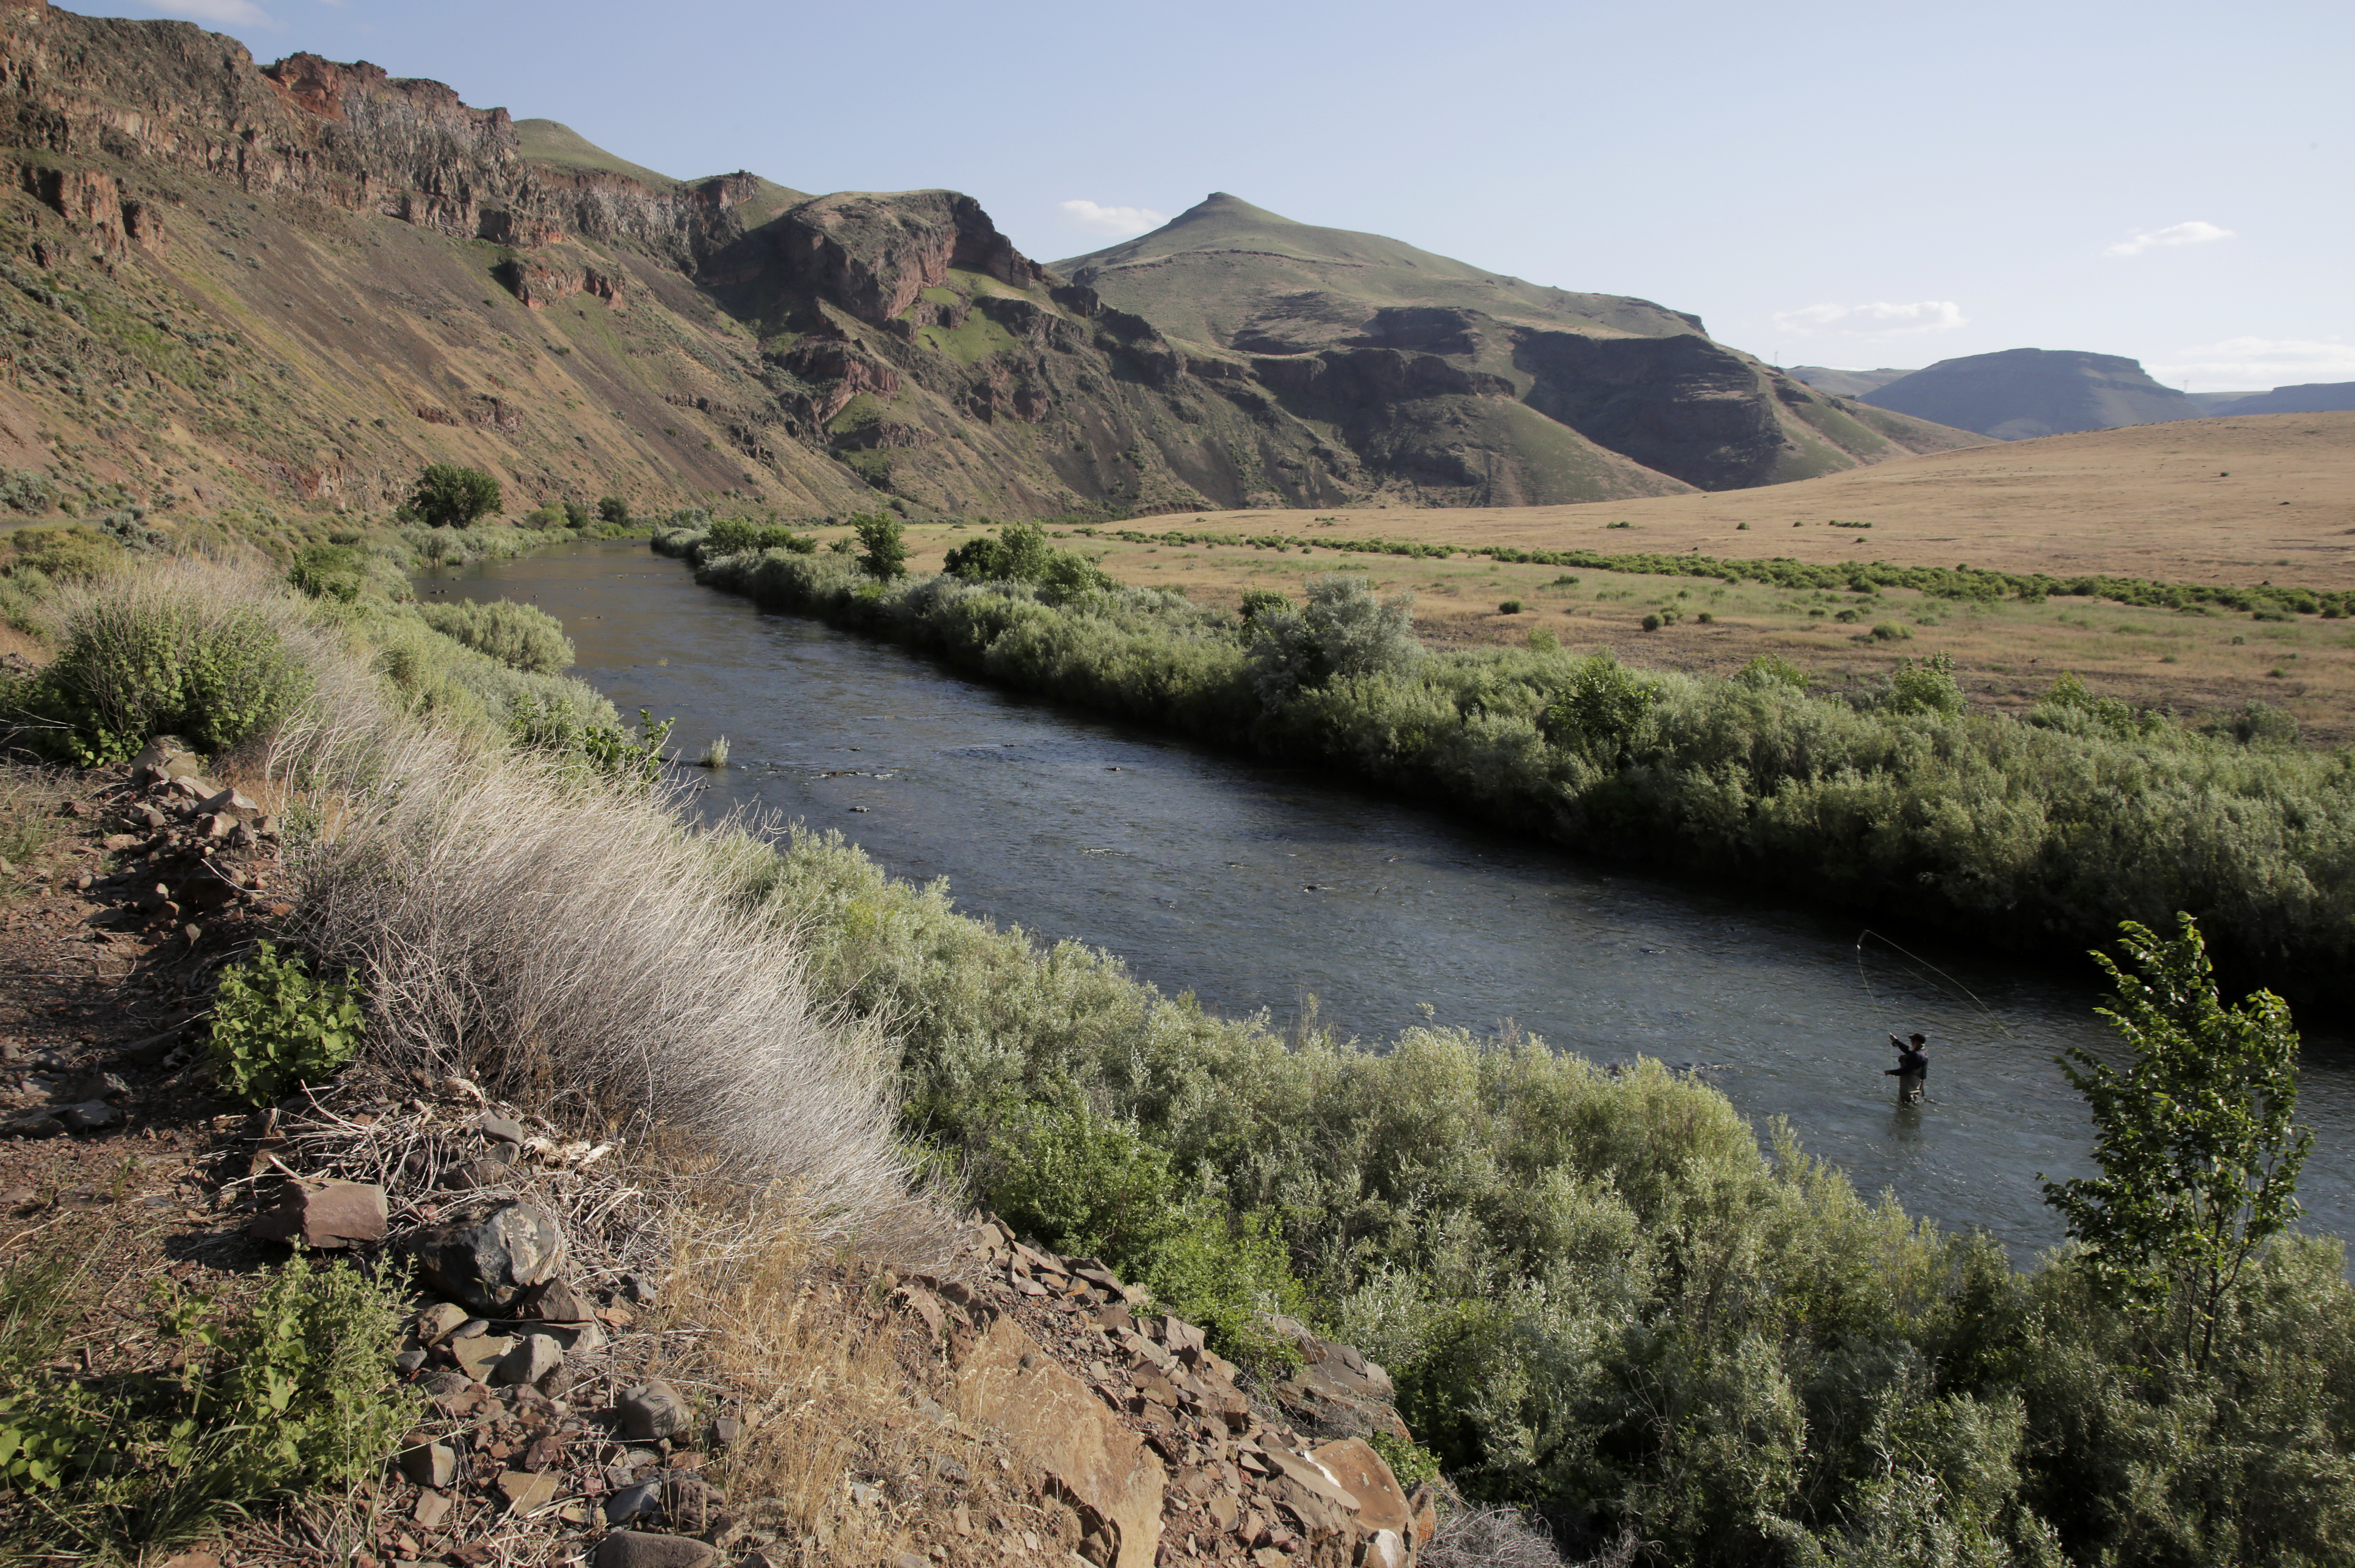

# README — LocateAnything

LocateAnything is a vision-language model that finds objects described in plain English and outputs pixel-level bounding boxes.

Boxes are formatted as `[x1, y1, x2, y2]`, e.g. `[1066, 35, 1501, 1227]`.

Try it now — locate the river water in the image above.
[421, 540, 2355, 1260]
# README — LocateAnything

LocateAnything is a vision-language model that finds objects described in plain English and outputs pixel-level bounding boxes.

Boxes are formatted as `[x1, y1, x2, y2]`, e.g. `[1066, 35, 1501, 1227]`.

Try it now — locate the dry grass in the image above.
[659, 1226, 1010, 1565]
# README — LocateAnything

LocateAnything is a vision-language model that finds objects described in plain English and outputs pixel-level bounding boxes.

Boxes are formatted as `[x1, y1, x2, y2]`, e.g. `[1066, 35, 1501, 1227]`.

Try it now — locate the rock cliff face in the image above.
[0, 3, 1976, 525]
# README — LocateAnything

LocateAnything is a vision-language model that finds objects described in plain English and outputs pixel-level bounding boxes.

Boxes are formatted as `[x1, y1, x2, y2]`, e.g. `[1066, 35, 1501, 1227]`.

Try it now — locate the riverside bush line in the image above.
[659, 532, 2355, 996]
[738, 822, 2355, 1566]
[1069, 523, 2355, 619]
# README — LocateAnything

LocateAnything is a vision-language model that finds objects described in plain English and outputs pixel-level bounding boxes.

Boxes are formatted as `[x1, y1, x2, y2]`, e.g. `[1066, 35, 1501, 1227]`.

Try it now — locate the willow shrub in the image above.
[723, 823, 2355, 1565]
[661, 533, 2355, 994]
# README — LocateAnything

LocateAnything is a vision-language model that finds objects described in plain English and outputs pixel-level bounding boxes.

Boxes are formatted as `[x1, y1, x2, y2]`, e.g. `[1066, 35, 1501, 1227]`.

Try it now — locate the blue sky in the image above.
[74, 0, 2355, 389]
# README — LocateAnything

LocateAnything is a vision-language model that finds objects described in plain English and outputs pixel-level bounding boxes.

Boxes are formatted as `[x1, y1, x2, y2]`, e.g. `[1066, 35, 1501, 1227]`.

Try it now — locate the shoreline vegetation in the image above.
[2, 546, 2350, 1563]
[653, 522, 2355, 1004]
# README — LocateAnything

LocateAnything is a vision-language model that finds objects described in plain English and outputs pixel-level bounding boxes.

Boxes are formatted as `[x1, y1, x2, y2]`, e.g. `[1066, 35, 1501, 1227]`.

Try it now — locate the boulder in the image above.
[408, 1199, 566, 1313]
[0, 1108, 65, 1139]
[248, 1179, 389, 1249]
[593, 1533, 719, 1568]
[475, 1112, 527, 1144]
[56, 1101, 123, 1133]
[1310, 1438, 1411, 1536]
[493, 1332, 564, 1389]
[449, 1332, 515, 1382]
[519, 1276, 593, 1322]
[617, 1379, 690, 1440]
[398, 1437, 457, 1489]
[955, 1314, 1163, 1568]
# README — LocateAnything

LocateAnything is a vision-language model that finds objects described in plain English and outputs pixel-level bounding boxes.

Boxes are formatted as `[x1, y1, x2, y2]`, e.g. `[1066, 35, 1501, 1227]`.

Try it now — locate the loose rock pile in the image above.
[896, 1226, 1435, 1568]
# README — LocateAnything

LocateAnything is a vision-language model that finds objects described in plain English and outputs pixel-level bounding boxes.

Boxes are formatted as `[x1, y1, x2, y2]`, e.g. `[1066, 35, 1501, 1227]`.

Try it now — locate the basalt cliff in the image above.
[0, 0, 1980, 524]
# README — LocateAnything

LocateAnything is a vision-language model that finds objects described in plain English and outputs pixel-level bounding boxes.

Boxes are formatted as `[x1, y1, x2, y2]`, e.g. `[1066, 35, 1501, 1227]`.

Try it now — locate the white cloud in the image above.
[1057, 199, 1168, 239]
[2147, 336, 2355, 389]
[127, 0, 277, 23]
[2105, 220, 2232, 258]
[1770, 300, 1968, 337]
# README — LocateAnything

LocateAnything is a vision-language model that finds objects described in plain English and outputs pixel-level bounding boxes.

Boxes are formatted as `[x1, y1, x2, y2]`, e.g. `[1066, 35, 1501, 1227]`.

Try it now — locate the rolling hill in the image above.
[1860, 348, 2201, 440]
[1055, 195, 1987, 501]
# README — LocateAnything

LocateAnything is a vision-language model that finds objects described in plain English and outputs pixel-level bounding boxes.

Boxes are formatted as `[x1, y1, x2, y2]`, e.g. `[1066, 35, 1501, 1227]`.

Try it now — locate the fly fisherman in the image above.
[1885, 1033, 1929, 1104]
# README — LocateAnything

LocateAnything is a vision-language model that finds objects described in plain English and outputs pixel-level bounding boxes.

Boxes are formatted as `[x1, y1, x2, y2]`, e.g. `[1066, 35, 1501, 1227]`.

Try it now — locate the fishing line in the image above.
[1855, 926, 2023, 1043]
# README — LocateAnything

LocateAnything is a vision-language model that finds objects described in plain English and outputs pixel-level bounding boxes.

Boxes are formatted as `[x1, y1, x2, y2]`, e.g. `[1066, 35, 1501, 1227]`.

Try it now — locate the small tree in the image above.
[1245, 573, 1419, 703]
[2041, 914, 2312, 1368]
[597, 496, 630, 527]
[1884, 651, 1964, 716]
[852, 512, 908, 580]
[407, 464, 501, 529]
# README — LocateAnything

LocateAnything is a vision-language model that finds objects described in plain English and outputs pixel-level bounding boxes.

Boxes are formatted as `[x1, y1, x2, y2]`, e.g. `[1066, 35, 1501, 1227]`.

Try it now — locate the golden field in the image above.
[827, 412, 2355, 741]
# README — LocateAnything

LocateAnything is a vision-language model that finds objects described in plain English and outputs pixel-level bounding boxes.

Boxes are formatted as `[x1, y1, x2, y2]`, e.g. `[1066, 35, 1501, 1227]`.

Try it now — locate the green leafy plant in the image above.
[414, 597, 575, 674]
[852, 513, 909, 580]
[598, 496, 630, 527]
[405, 464, 502, 529]
[1734, 653, 1809, 691]
[25, 594, 311, 766]
[2042, 914, 2312, 1368]
[208, 942, 365, 1107]
[1237, 588, 1291, 623]
[982, 1100, 1309, 1372]
[1885, 651, 1964, 717]
[0, 1237, 415, 1551]
[1541, 650, 1657, 752]
[1497, 599, 1523, 615]
[286, 542, 364, 604]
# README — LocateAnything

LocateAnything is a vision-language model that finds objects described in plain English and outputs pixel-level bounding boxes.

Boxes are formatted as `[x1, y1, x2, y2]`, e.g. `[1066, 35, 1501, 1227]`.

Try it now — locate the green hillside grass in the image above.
[513, 118, 682, 187]
[1053, 191, 1702, 349]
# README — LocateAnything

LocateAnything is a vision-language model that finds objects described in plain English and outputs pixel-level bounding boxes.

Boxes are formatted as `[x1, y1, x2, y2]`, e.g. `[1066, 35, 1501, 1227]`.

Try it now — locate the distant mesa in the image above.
[2196, 381, 2355, 417]
[1857, 348, 2199, 441]
[1788, 366, 1917, 398]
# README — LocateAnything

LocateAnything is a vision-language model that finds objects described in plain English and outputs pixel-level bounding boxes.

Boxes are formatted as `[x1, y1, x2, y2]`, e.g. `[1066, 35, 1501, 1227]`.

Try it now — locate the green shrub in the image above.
[0, 1238, 415, 1551]
[598, 496, 630, 526]
[0, 468, 54, 515]
[405, 464, 501, 529]
[413, 598, 575, 674]
[942, 522, 1112, 600]
[1498, 599, 1523, 615]
[1868, 621, 1911, 641]
[1238, 588, 1292, 623]
[4, 525, 124, 584]
[507, 701, 672, 786]
[287, 542, 364, 604]
[1541, 650, 1657, 752]
[1734, 653, 1809, 691]
[980, 1100, 1309, 1371]
[732, 820, 2355, 1563]
[1640, 612, 1662, 631]
[23, 591, 311, 766]
[208, 942, 365, 1107]
[1247, 573, 1419, 703]
[1885, 651, 1965, 716]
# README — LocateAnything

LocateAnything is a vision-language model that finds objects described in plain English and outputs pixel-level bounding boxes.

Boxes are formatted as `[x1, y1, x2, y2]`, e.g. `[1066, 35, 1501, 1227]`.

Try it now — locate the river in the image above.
[421, 539, 2355, 1260]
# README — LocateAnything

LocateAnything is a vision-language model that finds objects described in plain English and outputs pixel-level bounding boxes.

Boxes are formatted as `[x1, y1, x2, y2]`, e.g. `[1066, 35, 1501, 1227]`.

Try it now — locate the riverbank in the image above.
[653, 528, 2355, 1003]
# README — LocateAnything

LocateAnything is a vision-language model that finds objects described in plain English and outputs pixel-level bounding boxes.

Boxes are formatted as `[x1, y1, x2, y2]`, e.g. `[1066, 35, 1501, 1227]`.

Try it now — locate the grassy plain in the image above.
[818, 412, 2355, 739]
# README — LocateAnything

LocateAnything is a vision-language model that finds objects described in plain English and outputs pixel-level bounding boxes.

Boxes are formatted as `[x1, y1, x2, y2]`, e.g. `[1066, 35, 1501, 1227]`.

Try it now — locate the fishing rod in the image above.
[1854, 926, 2029, 1106]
